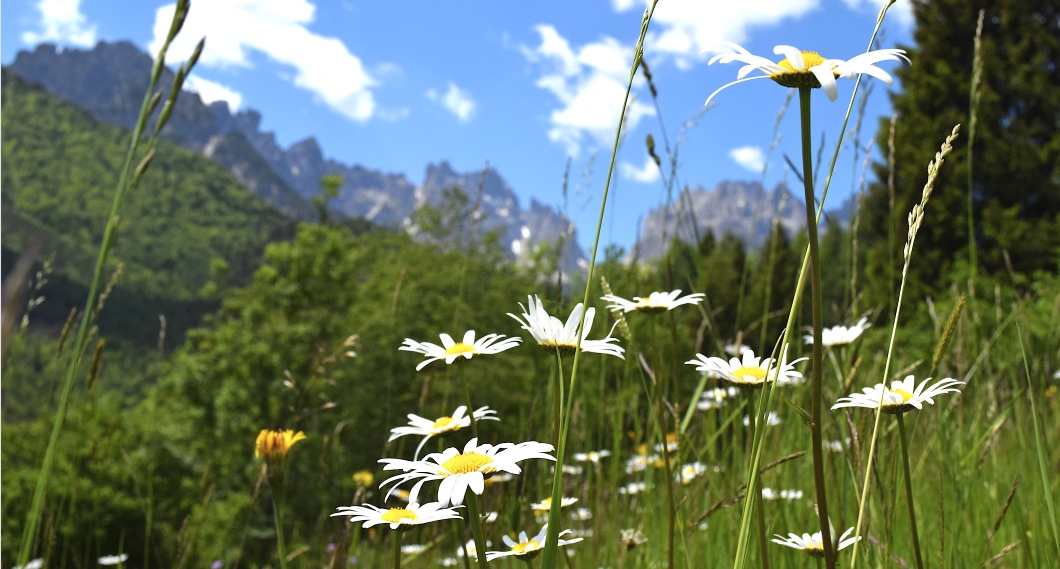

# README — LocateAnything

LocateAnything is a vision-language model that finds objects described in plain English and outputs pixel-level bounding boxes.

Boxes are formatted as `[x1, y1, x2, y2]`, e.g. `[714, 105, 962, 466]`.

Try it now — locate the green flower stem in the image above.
[393, 528, 403, 569]
[459, 366, 478, 440]
[799, 85, 835, 568]
[895, 414, 925, 569]
[466, 492, 490, 568]
[651, 347, 677, 569]
[269, 476, 289, 569]
[747, 390, 771, 569]
[553, 353, 565, 448]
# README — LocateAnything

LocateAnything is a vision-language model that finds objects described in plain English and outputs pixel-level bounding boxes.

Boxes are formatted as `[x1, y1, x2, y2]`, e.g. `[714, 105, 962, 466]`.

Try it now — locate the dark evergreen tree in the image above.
[862, 0, 1060, 307]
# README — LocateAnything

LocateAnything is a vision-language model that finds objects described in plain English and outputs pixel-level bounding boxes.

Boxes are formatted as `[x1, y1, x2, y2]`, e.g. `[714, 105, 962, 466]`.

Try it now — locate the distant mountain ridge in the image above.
[8, 41, 586, 269]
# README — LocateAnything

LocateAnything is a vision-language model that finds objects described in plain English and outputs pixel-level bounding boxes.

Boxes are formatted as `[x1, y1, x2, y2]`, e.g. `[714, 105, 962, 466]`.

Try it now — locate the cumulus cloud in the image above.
[150, 0, 377, 122]
[620, 156, 661, 183]
[21, 0, 97, 47]
[184, 74, 243, 111]
[729, 145, 766, 173]
[522, 24, 654, 157]
[426, 82, 476, 122]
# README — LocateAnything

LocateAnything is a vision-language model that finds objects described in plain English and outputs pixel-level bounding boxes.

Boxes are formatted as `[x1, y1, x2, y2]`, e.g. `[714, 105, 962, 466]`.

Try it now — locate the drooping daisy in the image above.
[705, 42, 909, 104]
[379, 437, 555, 506]
[388, 405, 499, 458]
[508, 295, 625, 358]
[330, 501, 463, 531]
[485, 526, 583, 561]
[572, 449, 612, 463]
[772, 527, 861, 557]
[399, 330, 521, 371]
[805, 316, 871, 346]
[601, 289, 705, 314]
[254, 429, 306, 465]
[831, 375, 965, 415]
[687, 349, 806, 389]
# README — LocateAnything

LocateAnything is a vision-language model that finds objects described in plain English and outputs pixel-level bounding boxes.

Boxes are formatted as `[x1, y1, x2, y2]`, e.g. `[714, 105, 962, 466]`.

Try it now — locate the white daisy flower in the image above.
[485, 526, 583, 561]
[705, 42, 909, 104]
[400, 543, 428, 555]
[388, 405, 499, 458]
[530, 496, 578, 514]
[330, 501, 463, 531]
[14, 560, 44, 569]
[832, 375, 965, 415]
[743, 412, 783, 427]
[619, 481, 649, 495]
[456, 538, 490, 558]
[508, 295, 625, 358]
[572, 449, 612, 463]
[399, 330, 520, 371]
[379, 437, 555, 506]
[724, 342, 753, 357]
[762, 488, 804, 501]
[805, 316, 871, 346]
[97, 554, 129, 566]
[572, 507, 593, 521]
[698, 386, 741, 410]
[687, 349, 806, 389]
[678, 462, 708, 485]
[772, 527, 861, 557]
[601, 289, 705, 314]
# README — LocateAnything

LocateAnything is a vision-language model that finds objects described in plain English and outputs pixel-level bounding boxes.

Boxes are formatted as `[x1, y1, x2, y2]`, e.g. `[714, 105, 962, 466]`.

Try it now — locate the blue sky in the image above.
[2, 0, 916, 253]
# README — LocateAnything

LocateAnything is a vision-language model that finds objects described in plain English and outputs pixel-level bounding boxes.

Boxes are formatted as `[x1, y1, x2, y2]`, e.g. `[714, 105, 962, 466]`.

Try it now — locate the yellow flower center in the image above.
[381, 507, 418, 524]
[732, 366, 768, 381]
[512, 540, 542, 553]
[444, 342, 476, 356]
[776, 51, 826, 72]
[432, 416, 457, 432]
[891, 388, 914, 402]
[440, 452, 496, 475]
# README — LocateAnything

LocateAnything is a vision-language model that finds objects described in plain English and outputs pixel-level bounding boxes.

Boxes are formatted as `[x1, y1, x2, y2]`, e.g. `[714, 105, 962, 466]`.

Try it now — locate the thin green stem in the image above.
[895, 414, 924, 569]
[748, 391, 771, 569]
[270, 477, 289, 569]
[652, 352, 677, 569]
[393, 529, 403, 569]
[799, 86, 835, 568]
[466, 493, 490, 568]
[540, 4, 658, 568]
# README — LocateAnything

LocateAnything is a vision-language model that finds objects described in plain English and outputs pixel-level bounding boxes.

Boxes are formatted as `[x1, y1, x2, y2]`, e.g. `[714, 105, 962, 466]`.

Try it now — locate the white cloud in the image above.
[426, 82, 476, 122]
[522, 25, 654, 157]
[184, 74, 243, 111]
[620, 156, 661, 183]
[21, 0, 97, 47]
[150, 0, 376, 122]
[729, 145, 766, 173]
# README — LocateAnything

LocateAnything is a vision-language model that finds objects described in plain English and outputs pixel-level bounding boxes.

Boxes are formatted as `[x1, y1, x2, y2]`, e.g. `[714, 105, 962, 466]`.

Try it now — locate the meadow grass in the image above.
[6, 1, 1059, 568]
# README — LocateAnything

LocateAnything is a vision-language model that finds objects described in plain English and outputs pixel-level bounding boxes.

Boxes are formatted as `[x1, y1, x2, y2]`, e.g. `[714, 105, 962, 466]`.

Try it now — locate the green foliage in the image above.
[861, 0, 1060, 307]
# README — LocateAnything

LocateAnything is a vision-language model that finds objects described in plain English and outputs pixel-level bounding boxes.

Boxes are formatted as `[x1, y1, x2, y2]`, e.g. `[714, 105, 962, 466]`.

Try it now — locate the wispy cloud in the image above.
[522, 24, 653, 157]
[184, 74, 243, 111]
[150, 0, 377, 122]
[21, 0, 97, 47]
[426, 82, 476, 122]
[620, 156, 661, 183]
[729, 145, 766, 173]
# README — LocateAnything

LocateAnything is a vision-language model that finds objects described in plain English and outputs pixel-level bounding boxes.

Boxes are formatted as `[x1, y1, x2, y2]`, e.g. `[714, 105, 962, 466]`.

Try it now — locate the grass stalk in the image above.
[393, 529, 403, 569]
[895, 414, 925, 569]
[540, 5, 657, 568]
[269, 477, 289, 569]
[15, 3, 201, 564]
[466, 493, 490, 568]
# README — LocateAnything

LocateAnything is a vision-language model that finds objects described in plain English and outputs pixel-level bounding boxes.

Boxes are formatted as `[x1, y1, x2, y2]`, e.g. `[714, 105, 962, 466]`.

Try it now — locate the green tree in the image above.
[862, 0, 1060, 307]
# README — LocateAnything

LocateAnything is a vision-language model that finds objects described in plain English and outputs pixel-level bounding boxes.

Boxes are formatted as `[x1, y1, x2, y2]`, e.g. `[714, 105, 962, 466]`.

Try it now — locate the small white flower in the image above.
[601, 289, 705, 313]
[743, 412, 782, 427]
[678, 462, 708, 485]
[805, 316, 871, 346]
[388, 405, 499, 458]
[331, 501, 463, 531]
[572, 449, 612, 463]
[530, 496, 579, 513]
[380, 438, 555, 506]
[98, 554, 129, 566]
[724, 342, 753, 357]
[772, 527, 861, 557]
[456, 538, 490, 558]
[485, 526, 582, 561]
[14, 560, 44, 569]
[508, 295, 625, 358]
[687, 349, 805, 389]
[619, 481, 649, 495]
[572, 507, 593, 521]
[832, 375, 965, 415]
[704, 42, 909, 103]
[762, 488, 803, 501]
[698, 386, 741, 410]
[399, 330, 521, 371]
[400, 543, 428, 555]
